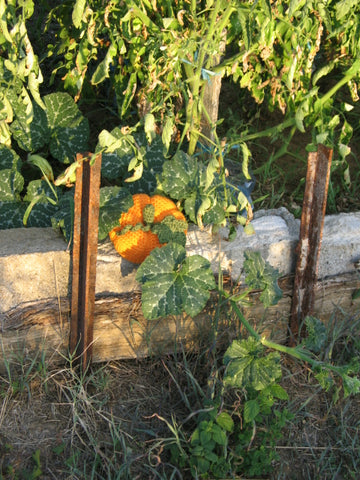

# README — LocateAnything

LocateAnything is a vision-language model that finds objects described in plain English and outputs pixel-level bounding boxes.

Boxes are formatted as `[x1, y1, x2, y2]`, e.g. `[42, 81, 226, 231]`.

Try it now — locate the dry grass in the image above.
[1, 326, 360, 480]
[0, 344, 216, 479]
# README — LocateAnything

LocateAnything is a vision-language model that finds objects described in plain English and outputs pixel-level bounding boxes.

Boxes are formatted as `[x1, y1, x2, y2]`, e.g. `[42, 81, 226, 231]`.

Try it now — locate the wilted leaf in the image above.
[121, 72, 137, 117]
[144, 113, 156, 143]
[162, 116, 174, 153]
[91, 43, 117, 84]
[72, 0, 86, 28]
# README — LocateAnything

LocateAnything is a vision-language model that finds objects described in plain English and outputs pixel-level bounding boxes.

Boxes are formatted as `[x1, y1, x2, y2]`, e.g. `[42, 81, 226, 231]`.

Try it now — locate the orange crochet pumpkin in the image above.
[109, 193, 187, 263]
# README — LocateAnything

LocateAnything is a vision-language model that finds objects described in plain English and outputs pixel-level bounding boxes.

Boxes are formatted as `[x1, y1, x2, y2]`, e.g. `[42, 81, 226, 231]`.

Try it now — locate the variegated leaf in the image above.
[136, 243, 216, 319]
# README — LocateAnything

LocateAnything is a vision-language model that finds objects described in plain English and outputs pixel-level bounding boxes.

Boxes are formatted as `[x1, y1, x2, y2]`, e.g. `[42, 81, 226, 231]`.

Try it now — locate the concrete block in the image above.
[1, 208, 359, 367]
[0, 208, 359, 316]
[0, 228, 70, 314]
[319, 211, 360, 278]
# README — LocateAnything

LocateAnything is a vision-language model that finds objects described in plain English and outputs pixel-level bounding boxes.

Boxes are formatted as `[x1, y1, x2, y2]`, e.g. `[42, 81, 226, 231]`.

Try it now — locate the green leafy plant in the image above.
[0, 92, 89, 230]
[0, 0, 44, 147]
[2, 0, 359, 237]
[136, 243, 216, 320]
[164, 251, 360, 478]
[186, 408, 234, 479]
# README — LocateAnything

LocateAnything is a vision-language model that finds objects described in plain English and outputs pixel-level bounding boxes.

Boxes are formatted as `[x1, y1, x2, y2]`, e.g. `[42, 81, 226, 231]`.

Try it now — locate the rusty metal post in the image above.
[70, 152, 102, 369]
[289, 144, 332, 345]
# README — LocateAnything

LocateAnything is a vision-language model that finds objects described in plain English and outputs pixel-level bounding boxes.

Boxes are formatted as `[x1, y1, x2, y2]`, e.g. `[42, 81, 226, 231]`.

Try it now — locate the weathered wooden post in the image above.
[201, 30, 226, 147]
[289, 144, 332, 344]
[70, 152, 102, 370]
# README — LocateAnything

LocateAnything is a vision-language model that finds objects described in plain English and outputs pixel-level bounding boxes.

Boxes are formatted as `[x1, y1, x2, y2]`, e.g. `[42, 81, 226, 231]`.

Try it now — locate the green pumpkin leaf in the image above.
[51, 191, 74, 245]
[151, 215, 187, 246]
[243, 251, 283, 307]
[0, 169, 24, 201]
[0, 201, 27, 229]
[25, 201, 59, 227]
[136, 243, 216, 319]
[0, 145, 21, 171]
[98, 186, 133, 241]
[161, 151, 201, 199]
[10, 101, 49, 152]
[223, 337, 282, 390]
[22, 178, 59, 226]
[24, 179, 58, 204]
[98, 127, 136, 180]
[98, 130, 164, 194]
[45, 93, 90, 163]
[160, 151, 208, 223]
[202, 202, 226, 226]
[127, 134, 166, 194]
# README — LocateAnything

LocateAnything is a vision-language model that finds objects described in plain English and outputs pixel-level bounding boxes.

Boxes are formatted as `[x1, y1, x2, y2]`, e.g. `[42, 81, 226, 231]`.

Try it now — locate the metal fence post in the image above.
[70, 152, 102, 370]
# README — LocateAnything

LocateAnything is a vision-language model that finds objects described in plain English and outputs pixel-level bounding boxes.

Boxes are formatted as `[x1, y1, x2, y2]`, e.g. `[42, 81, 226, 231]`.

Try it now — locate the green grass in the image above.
[1, 306, 360, 479]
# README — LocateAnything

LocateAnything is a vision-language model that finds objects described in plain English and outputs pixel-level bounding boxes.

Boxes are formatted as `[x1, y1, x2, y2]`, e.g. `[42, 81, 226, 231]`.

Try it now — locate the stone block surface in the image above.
[1, 208, 359, 315]
[0, 228, 70, 314]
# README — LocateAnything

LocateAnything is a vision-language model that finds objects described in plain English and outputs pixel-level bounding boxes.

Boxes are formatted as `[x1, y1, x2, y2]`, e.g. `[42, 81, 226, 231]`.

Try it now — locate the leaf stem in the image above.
[315, 59, 360, 110]
[226, 118, 296, 148]
[230, 299, 352, 377]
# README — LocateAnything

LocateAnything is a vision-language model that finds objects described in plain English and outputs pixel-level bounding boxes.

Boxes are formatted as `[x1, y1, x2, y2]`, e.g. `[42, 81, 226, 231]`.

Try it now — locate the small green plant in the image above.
[2, 348, 44, 399]
[161, 251, 360, 478]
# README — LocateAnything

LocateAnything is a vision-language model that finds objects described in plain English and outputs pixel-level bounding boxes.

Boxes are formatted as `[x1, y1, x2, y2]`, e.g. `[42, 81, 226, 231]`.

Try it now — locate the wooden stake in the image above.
[289, 144, 332, 344]
[70, 152, 102, 369]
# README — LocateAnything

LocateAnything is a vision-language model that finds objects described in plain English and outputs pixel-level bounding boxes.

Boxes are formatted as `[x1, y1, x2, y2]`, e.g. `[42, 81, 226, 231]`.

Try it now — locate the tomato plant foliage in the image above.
[1, 0, 360, 236]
